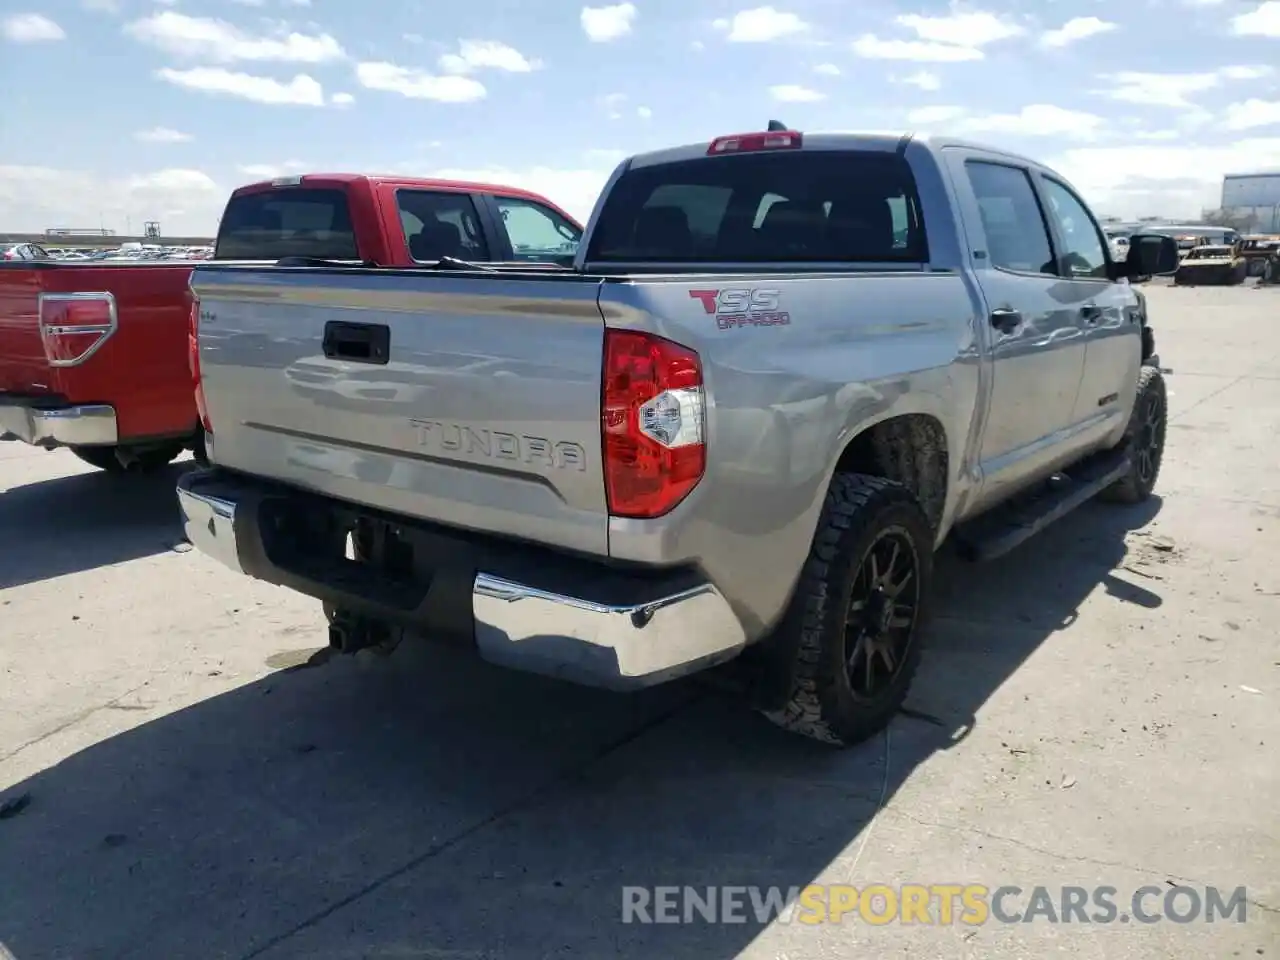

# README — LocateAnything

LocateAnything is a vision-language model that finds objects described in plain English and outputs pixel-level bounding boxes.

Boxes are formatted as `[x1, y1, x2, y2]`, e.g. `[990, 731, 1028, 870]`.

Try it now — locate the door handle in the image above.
[322, 321, 391, 365]
[1080, 305, 1103, 325]
[990, 308, 1021, 334]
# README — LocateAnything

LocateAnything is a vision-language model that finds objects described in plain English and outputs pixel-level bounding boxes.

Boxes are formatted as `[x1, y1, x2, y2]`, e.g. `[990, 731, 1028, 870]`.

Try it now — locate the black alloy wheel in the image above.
[843, 528, 921, 700]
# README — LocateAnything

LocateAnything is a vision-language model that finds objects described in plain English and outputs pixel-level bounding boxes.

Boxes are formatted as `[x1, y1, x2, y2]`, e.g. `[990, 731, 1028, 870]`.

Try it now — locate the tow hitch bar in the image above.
[327, 610, 399, 656]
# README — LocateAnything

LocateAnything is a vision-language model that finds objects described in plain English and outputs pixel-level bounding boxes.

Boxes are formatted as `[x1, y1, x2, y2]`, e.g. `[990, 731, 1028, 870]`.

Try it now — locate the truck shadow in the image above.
[0, 457, 193, 590]
[0, 498, 1161, 960]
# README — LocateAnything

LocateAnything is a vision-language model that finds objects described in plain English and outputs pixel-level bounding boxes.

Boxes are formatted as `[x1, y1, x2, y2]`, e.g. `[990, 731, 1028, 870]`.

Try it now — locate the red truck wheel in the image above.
[70, 442, 185, 473]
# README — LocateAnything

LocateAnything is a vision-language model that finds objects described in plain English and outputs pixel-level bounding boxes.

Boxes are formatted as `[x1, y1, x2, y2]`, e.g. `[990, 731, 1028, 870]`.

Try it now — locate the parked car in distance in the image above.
[1240, 235, 1280, 278]
[1173, 243, 1248, 285]
[0, 174, 584, 473]
[177, 128, 1179, 746]
[2, 243, 51, 261]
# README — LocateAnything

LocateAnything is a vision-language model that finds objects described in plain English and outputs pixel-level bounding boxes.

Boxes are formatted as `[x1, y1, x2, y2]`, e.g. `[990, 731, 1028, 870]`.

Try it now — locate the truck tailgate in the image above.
[192, 267, 610, 556]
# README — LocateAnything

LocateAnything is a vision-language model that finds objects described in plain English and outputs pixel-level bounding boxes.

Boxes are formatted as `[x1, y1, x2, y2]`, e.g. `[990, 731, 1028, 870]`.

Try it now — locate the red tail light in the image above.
[189, 298, 212, 433]
[37, 292, 117, 366]
[602, 330, 706, 519]
[707, 130, 802, 155]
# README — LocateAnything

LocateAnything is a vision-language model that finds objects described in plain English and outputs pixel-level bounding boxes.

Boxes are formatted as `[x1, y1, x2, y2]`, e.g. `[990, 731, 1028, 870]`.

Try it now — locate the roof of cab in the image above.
[228, 173, 557, 205]
[622, 130, 1067, 179]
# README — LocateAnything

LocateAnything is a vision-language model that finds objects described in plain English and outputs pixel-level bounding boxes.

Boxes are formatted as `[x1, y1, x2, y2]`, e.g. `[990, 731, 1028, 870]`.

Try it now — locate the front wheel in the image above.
[69, 441, 185, 473]
[762, 474, 934, 747]
[1099, 365, 1167, 505]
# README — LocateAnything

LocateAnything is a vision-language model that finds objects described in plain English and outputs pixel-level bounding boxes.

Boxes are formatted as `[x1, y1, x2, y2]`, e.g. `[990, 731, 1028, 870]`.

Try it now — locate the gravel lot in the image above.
[2, 283, 1277, 959]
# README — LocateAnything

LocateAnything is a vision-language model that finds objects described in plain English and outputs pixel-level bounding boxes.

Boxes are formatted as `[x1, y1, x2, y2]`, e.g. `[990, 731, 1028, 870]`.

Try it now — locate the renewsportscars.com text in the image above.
[621, 884, 1250, 926]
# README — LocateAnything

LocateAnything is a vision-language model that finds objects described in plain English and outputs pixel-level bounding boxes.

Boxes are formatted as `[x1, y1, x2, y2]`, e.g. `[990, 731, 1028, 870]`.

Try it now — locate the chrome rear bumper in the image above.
[472, 574, 745, 688]
[0, 402, 118, 447]
[177, 470, 747, 690]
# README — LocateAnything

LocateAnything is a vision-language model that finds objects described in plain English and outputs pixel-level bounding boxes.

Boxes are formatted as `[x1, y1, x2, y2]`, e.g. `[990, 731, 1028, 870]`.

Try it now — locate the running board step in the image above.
[952, 450, 1131, 562]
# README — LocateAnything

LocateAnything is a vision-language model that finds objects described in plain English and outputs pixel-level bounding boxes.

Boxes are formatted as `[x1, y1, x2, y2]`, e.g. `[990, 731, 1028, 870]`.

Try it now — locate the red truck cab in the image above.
[0, 175, 583, 472]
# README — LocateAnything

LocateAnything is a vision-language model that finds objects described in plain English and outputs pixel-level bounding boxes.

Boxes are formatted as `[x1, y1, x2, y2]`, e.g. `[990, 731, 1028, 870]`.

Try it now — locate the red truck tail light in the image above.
[602, 330, 706, 519]
[707, 130, 802, 155]
[189, 298, 212, 433]
[37, 292, 117, 366]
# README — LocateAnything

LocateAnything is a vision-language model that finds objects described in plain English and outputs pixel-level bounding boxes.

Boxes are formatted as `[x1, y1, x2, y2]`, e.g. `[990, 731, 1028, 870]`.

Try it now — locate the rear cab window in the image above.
[397, 190, 490, 261]
[215, 187, 358, 260]
[586, 149, 927, 264]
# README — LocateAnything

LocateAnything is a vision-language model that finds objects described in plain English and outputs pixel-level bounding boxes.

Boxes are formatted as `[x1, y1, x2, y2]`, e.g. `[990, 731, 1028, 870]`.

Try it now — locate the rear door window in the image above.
[963, 161, 1057, 276]
[587, 150, 927, 263]
[397, 190, 490, 261]
[215, 188, 358, 260]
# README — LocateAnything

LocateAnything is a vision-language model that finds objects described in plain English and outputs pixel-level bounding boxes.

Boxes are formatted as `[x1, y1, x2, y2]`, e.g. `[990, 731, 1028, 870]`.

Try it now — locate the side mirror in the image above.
[1123, 234, 1179, 280]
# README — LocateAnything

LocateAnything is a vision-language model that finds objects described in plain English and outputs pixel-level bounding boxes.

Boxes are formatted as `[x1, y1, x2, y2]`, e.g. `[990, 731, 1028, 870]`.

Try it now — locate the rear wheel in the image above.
[1099, 365, 1166, 505]
[762, 474, 933, 747]
[69, 441, 185, 474]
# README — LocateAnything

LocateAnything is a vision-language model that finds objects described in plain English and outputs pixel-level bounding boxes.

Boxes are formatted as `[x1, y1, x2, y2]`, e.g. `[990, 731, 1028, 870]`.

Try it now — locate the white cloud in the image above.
[355, 62, 486, 103]
[438, 40, 541, 75]
[813, 63, 841, 76]
[1052, 138, 1280, 218]
[597, 97, 651, 120]
[135, 126, 193, 143]
[906, 103, 1106, 140]
[770, 84, 825, 102]
[3, 13, 66, 42]
[581, 3, 636, 42]
[907, 105, 968, 124]
[714, 7, 809, 42]
[1099, 72, 1217, 108]
[156, 67, 326, 106]
[330, 91, 354, 106]
[1224, 100, 1280, 131]
[1220, 65, 1273, 81]
[898, 70, 941, 91]
[1232, 1, 1280, 36]
[125, 12, 344, 63]
[1040, 16, 1117, 48]
[855, 7, 1021, 62]
[428, 166, 612, 223]
[236, 160, 309, 178]
[0, 165, 223, 235]
[896, 9, 1023, 46]
[1097, 67, 1264, 108]
[853, 37, 983, 62]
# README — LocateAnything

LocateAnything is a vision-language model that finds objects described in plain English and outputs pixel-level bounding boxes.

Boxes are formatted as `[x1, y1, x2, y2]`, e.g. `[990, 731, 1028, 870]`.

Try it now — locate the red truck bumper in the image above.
[0, 398, 118, 448]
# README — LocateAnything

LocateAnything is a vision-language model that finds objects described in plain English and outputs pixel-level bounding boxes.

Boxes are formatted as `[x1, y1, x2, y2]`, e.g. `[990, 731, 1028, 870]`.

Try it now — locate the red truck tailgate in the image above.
[0, 268, 49, 393]
[0, 262, 199, 441]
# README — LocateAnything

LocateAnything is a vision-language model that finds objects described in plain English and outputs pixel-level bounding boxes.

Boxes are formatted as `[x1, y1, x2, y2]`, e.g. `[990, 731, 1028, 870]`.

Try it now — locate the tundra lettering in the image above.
[409, 418, 587, 471]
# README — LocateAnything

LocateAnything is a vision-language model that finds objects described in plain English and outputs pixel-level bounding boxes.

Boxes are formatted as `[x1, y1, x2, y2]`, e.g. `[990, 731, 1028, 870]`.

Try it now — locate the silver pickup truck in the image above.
[177, 128, 1180, 746]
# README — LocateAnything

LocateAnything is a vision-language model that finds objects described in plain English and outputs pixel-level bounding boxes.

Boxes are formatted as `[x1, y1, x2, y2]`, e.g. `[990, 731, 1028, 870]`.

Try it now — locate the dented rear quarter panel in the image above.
[599, 270, 981, 639]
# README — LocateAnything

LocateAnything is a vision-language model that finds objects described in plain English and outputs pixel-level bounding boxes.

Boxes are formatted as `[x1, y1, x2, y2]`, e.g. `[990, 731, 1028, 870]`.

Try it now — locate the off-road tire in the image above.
[762, 473, 934, 747]
[69, 442, 185, 474]
[1099, 365, 1167, 505]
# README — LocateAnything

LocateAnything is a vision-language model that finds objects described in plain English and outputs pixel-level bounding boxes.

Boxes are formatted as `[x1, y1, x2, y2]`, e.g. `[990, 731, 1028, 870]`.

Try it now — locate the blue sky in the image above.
[1, 0, 1278, 235]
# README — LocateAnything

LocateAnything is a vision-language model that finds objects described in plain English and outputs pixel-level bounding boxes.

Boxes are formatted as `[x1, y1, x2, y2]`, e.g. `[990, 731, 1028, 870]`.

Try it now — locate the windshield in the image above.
[586, 149, 926, 264]
[214, 187, 358, 260]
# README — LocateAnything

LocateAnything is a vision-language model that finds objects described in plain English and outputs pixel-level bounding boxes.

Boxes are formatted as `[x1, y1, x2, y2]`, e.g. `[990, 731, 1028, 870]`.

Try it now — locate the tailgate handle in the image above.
[322, 321, 390, 365]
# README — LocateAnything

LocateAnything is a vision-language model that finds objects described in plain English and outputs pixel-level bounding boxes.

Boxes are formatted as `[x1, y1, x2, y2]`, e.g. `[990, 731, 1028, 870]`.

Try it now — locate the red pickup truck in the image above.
[0, 174, 583, 472]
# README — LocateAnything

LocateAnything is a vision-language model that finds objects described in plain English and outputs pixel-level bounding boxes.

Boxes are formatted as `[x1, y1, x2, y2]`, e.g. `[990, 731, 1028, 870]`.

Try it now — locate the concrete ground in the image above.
[1, 283, 1277, 960]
